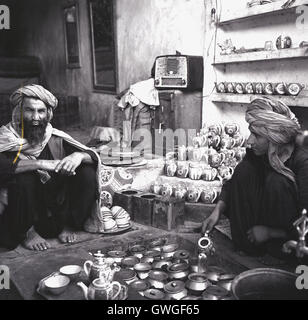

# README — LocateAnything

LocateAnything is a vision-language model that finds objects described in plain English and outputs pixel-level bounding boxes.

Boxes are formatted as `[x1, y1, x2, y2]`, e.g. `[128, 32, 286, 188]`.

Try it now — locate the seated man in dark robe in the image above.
[0, 85, 100, 251]
[202, 97, 308, 256]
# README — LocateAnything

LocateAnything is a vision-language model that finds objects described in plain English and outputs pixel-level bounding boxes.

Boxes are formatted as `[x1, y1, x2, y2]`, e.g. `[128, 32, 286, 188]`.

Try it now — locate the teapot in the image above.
[207, 133, 221, 149]
[209, 153, 225, 168]
[187, 186, 202, 203]
[192, 133, 204, 148]
[176, 161, 189, 179]
[189, 163, 203, 180]
[165, 160, 177, 177]
[201, 188, 218, 204]
[220, 135, 236, 150]
[208, 124, 223, 136]
[202, 166, 218, 182]
[173, 185, 188, 201]
[224, 123, 240, 137]
[77, 278, 123, 301]
[177, 145, 187, 161]
[218, 166, 234, 182]
[84, 251, 119, 283]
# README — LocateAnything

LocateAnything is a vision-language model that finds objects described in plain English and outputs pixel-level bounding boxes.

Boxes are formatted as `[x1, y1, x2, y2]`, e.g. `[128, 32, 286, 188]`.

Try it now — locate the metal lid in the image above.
[148, 238, 167, 249]
[130, 280, 150, 292]
[121, 256, 140, 268]
[144, 289, 165, 300]
[164, 281, 185, 294]
[173, 250, 190, 260]
[134, 263, 152, 272]
[162, 244, 179, 253]
[107, 251, 126, 258]
[204, 285, 229, 297]
[144, 250, 161, 258]
[168, 263, 189, 273]
[219, 274, 236, 281]
[116, 269, 136, 281]
[188, 273, 208, 283]
[149, 270, 169, 282]
[130, 245, 146, 253]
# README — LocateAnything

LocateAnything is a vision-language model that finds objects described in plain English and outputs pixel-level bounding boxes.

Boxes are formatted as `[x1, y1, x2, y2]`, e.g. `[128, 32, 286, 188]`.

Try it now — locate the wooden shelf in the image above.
[219, 0, 308, 25]
[213, 47, 308, 64]
[211, 93, 308, 107]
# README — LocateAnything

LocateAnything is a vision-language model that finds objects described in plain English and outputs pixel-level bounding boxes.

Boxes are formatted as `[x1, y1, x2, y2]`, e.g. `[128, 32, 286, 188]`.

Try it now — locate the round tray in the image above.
[102, 223, 133, 235]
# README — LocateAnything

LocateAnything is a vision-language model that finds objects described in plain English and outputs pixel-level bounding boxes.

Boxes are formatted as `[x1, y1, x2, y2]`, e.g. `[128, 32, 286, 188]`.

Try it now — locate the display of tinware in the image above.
[101, 205, 131, 231]
[215, 82, 305, 96]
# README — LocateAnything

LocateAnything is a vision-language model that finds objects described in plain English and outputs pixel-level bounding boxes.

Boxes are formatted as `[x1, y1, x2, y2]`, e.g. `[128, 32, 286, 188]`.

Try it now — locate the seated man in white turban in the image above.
[0, 85, 100, 251]
[202, 97, 308, 256]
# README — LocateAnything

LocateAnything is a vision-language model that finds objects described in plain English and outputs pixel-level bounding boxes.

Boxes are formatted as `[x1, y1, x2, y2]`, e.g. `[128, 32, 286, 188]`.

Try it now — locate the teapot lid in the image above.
[164, 281, 185, 294]
[144, 289, 165, 300]
[130, 280, 150, 292]
[173, 250, 190, 260]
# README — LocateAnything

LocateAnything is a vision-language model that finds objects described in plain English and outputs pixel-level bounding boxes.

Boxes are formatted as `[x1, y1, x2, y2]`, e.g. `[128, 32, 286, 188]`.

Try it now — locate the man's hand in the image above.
[247, 226, 271, 245]
[55, 152, 84, 176]
[39, 160, 61, 172]
[202, 210, 220, 234]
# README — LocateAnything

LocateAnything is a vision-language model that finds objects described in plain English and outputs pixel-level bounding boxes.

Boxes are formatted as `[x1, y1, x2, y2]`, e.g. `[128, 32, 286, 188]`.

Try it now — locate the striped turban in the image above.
[9, 84, 58, 131]
[246, 97, 301, 184]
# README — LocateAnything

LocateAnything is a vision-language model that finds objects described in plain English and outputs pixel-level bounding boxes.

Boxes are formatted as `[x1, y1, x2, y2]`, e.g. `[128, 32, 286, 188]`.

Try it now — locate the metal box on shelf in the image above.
[152, 197, 185, 231]
[132, 193, 162, 226]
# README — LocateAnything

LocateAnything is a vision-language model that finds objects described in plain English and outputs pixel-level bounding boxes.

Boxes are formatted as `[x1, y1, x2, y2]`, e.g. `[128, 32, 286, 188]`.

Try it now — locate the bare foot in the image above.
[23, 227, 51, 251]
[58, 229, 77, 244]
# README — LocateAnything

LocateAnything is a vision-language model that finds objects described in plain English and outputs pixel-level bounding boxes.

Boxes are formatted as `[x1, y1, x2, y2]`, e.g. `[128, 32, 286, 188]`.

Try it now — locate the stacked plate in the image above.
[101, 206, 131, 231]
[112, 206, 131, 228]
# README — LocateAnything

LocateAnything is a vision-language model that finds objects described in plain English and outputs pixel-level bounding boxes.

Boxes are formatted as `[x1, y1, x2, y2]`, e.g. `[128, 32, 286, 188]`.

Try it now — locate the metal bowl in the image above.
[134, 263, 152, 280]
[144, 289, 165, 300]
[162, 244, 179, 259]
[148, 270, 169, 289]
[121, 256, 140, 269]
[167, 262, 190, 281]
[186, 273, 210, 293]
[232, 268, 308, 300]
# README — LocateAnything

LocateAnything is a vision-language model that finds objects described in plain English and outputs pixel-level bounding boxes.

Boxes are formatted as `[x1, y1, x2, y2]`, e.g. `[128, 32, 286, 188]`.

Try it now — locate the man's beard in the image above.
[23, 119, 48, 146]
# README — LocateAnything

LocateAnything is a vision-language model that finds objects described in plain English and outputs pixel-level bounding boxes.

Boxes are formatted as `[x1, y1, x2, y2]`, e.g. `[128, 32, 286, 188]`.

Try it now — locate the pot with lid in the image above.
[148, 270, 169, 289]
[144, 289, 165, 300]
[164, 281, 187, 300]
[186, 273, 210, 295]
[167, 262, 190, 281]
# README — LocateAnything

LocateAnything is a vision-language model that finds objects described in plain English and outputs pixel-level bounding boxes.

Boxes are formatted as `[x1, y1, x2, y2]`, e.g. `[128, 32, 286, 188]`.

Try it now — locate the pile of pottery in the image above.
[101, 206, 131, 231]
[215, 82, 304, 96]
[150, 181, 220, 204]
[110, 238, 235, 300]
[163, 122, 246, 184]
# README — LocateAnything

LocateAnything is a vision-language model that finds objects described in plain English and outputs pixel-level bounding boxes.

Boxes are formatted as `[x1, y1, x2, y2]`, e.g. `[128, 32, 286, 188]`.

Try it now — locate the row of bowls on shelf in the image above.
[150, 182, 220, 204]
[215, 82, 304, 96]
[109, 240, 235, 300]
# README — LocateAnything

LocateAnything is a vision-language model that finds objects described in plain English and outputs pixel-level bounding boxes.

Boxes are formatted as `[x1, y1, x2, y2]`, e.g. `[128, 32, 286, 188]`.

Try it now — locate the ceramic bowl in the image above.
[45, 275, 70, 295]
[59, 265, 82, 282]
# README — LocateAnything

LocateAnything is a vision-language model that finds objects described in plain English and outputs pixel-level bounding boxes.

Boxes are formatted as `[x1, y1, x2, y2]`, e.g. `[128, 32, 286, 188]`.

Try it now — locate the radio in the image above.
[153, 55, 204, 91]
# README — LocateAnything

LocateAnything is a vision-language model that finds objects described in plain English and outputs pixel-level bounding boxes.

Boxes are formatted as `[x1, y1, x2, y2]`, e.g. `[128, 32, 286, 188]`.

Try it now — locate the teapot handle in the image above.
[212, 189, 218, 204]
[229, 167, 235, 176]
[110, 281, 122, 300]
[84, 261, 93, 277]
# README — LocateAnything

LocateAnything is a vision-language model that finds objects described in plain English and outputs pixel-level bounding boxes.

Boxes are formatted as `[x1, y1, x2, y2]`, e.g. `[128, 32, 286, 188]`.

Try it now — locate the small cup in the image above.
[59, 265, 82, 282]
[44, 275, 70, 296]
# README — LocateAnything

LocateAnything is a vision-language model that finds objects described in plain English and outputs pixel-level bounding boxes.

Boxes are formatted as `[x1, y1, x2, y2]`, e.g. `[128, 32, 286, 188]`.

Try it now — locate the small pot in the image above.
[130, 280, 151, 296]
[167, 263, 190, 281]
[148, 238, 168, 252]
[162, 244, 179, 259]
[121, 256, 140, 269]
[134, 263, 152, 280]
[116, 269, 138, 285]
[144, 289, 165, 300]
[164, 281, 187, 300]
[148, 270, 169, 289]
[186, 273, 210, 294]
[107, 251, 126, 264]
[152, 258, 173, 271]
[217, 274, 235, 292]
[142, 250, 161, 264]
[130, 245, 146, 259]
[206, 267, 225, 284]
[173, 250, 190, 264]
[202, 285, 230, 300]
